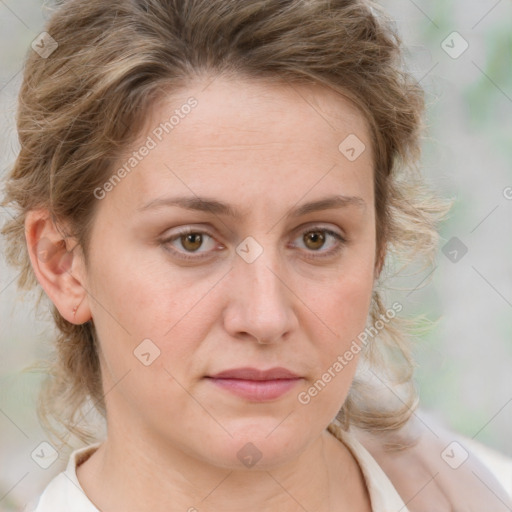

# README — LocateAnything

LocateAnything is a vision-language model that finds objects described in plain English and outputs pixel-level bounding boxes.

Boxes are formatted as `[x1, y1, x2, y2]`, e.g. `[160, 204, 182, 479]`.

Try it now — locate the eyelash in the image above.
[160, 226, 347, 262]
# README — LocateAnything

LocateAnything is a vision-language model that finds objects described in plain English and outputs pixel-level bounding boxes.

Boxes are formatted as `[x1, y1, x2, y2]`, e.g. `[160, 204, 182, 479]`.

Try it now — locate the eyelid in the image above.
[289, 225, 347, 259]
[291, 222, 345, 240]
[160, 223, 347, 261]
[160, 226, 222, 261]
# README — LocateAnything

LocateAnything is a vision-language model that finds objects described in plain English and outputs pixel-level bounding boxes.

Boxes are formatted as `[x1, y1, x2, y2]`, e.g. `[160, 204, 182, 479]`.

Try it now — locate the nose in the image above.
[222, 245, 298, 345]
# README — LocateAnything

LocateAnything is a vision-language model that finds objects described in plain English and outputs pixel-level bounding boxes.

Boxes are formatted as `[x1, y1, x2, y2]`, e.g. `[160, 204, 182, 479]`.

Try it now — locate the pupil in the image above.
[183, 233, 202, 251]
[307, 231, 324, 249]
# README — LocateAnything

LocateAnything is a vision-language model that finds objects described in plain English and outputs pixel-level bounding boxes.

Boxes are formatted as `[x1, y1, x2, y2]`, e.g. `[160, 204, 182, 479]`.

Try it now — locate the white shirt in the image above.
[23, 428, 512, 512]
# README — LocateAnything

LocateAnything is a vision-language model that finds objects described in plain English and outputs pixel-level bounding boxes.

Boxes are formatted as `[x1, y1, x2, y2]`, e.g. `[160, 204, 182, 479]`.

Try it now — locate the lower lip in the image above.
[206, 377, 301, 401]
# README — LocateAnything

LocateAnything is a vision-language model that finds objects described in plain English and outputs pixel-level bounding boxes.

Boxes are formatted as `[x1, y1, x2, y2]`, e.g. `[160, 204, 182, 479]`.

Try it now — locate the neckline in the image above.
[327, 420, 410, 511]
[66, 428, 409, 511]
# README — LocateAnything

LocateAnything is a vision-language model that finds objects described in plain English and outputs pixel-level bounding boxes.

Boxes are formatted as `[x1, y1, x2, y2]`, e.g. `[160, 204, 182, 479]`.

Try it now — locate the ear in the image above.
[25, 208, 92, 324]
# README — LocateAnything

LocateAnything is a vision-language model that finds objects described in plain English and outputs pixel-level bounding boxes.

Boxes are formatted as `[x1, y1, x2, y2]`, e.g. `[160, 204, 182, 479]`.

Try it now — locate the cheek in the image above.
[87, 238, 223, 389]
[88, 233, 205, 339]
[296, 272, 374, 418]
[311, 262, 375, 348]
[304, 257, 375, 380]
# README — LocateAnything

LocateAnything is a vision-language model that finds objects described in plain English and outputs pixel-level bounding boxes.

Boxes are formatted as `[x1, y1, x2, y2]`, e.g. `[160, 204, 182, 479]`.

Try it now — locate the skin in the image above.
[25, 76, 512, 511]
[26, 76, 377, 512]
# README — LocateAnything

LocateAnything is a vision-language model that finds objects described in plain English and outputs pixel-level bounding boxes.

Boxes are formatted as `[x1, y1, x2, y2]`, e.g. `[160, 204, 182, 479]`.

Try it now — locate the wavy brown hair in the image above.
[1, 0, 452, 451]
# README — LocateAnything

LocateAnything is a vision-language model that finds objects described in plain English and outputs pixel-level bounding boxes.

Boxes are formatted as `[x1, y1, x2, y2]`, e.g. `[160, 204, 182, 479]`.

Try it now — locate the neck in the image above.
[76, 420, 370, 512]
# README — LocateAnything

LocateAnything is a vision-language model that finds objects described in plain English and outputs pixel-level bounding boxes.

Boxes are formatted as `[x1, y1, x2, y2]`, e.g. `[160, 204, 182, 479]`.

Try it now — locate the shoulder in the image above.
[350, 418, 512, 511]
[462, 436, 512, 499]
[24, 443, 102, 512]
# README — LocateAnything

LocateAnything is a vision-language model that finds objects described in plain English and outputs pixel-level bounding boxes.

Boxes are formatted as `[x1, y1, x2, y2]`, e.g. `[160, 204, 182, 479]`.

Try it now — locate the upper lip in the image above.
[208, 367, 300, 380]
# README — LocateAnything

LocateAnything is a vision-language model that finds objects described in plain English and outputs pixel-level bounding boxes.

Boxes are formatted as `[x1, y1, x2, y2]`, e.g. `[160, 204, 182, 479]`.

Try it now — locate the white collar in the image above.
[27, 430, 408, 511]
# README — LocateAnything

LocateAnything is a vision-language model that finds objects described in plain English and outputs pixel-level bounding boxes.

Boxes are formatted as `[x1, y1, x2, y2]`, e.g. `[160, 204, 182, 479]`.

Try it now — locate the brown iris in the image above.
[181, 233, 203, 252]
[303, 231, 325, 250]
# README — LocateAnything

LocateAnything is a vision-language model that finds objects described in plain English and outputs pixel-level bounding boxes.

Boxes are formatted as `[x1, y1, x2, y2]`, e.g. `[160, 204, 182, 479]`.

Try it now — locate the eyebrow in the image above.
[138, 194, 366, 218]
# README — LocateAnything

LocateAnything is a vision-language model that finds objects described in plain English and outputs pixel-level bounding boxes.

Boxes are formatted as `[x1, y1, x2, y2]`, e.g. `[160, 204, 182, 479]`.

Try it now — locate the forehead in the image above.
[160, 76, 371, 153]
[110, 76, 374, 216]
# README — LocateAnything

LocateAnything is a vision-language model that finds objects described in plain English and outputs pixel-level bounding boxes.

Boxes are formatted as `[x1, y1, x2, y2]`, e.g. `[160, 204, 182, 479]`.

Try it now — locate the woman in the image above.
[2, 0, 511, 510]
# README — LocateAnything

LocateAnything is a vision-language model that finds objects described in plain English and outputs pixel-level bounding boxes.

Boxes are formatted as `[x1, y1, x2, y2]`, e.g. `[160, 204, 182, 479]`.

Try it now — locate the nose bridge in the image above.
[227, 237, 294, 342]
[239, 239, 285, 308]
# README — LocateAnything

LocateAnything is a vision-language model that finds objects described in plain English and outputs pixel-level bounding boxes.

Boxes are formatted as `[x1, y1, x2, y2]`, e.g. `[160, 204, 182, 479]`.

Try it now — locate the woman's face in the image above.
[83, 76, 378, 468]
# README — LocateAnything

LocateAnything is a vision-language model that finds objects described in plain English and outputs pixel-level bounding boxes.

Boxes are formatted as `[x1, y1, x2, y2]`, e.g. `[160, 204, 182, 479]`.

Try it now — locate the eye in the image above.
[291, 226, 346, 259]
[160, 227, 221, 261]
[160, 225, 346, 262]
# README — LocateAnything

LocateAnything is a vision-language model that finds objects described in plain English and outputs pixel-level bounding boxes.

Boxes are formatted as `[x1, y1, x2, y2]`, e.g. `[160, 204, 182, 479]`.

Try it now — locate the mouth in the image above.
[205, 367, 303, 402]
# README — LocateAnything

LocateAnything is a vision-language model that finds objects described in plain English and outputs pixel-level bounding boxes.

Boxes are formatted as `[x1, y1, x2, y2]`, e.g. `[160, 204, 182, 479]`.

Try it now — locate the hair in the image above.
[1, 0, 452, 452]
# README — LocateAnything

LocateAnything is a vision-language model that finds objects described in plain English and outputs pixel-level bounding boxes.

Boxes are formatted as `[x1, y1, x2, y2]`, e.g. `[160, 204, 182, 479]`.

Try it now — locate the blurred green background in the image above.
[1, 0, 511, 510]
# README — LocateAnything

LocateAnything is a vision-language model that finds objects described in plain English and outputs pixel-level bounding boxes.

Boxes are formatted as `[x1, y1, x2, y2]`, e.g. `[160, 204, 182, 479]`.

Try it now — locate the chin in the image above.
[199, 419, 314, 470]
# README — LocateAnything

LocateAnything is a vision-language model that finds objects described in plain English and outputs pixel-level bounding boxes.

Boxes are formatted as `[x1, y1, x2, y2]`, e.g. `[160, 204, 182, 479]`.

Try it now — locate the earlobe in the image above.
[25, 209, 92, 324]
